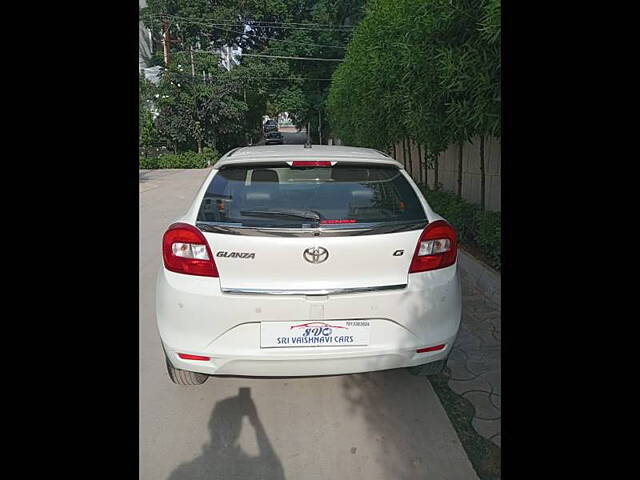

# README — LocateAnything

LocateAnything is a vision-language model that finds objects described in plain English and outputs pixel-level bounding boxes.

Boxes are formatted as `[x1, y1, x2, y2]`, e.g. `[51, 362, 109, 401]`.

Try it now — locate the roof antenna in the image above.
[304, 121, 312, 148]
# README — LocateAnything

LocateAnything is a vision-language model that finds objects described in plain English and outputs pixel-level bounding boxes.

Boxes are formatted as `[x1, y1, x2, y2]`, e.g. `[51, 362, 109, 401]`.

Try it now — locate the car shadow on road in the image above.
[167, 387, 285, 480]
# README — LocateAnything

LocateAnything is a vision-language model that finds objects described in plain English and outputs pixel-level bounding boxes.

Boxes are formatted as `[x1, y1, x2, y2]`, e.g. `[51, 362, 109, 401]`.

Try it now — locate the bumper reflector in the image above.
[416, 344, 446, 353]
[178, 353, 210, 361]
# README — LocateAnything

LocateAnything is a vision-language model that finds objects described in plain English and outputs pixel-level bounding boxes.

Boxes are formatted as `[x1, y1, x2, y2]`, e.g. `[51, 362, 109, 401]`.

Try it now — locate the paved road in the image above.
[140, 168, 479, 480]
[448, 275, 501, 446]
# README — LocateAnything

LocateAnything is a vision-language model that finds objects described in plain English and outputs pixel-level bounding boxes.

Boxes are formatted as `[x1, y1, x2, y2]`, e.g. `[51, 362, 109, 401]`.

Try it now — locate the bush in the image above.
[474, 209, 501, 270]
[139, 149, 219, 169]
[420, 186, 501, 271]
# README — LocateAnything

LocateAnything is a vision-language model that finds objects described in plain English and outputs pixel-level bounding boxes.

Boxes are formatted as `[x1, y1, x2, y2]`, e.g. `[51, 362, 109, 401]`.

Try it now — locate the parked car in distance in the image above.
[264, 131, 284, 145]
[156, 145, 461, 385]
[263, 120, 278, 133]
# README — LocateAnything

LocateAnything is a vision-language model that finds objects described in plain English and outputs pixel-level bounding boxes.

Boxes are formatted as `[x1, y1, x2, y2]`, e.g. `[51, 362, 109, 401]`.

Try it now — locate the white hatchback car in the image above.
[156, 145, 461, 385]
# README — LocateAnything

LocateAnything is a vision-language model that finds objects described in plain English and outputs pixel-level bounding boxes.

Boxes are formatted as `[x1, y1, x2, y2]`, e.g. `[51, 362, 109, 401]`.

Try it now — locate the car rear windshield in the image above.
[196, 164, 426, 228]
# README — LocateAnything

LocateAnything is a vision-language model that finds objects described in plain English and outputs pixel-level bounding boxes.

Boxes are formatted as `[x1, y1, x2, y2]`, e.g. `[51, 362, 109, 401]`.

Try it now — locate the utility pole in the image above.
[190, 46, 195, 77]
[162, 18, 172, 66]
[318, 110, 322, 145]
[305, 122, 312, 148]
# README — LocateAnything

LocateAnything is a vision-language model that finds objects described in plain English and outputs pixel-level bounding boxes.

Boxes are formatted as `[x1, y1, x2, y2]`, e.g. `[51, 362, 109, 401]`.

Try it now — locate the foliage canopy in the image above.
[327, 0, 500, 152]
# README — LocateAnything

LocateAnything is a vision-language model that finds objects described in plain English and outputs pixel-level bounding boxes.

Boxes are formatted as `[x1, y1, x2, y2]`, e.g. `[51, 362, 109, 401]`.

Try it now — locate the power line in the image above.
[145, 19, 349, 51]
[254, 77, 333, 81]
[190, 49, 343, 62]
[238, 53, 344, 62]
[255, 36, 346, 49]
[190, 23, 347, 49]
[140, 14, 354, 32]
[151, 69, 333, 82]
[141, 13, 354, 28]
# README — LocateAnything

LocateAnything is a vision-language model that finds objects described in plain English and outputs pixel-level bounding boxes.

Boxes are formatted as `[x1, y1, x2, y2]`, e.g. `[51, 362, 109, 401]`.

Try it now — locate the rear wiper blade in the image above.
[239, 209, 321, 221]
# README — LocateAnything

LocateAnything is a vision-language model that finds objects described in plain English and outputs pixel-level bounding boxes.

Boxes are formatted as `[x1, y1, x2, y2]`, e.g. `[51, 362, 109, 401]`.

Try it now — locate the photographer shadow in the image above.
[168, 387, 285, 480]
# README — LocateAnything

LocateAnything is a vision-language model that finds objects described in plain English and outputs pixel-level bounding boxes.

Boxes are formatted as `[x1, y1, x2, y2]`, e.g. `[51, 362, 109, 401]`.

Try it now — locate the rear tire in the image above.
[165, 356, 208, 385]
[408, 358, 448, 377]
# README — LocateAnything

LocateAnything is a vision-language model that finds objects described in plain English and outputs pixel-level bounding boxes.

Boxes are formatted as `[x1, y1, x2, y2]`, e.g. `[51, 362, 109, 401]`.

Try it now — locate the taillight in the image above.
[409, 220, 457, 273]
[162, 223, 218, 277]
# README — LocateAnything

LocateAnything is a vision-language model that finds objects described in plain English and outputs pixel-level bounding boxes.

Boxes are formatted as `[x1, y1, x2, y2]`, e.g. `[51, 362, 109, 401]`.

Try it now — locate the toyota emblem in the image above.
[303, 246, 329, 264]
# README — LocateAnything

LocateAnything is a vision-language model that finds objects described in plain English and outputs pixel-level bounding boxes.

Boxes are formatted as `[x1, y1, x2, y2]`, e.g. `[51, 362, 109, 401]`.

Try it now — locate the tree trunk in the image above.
[402, 138, 408, 169]
[480, 135, 486, 210]
[197, 139, 203, 154]
[392, 142, 396, 159]
[457, 141, 463, 197]
[417, 143, 423, 186]
[407, 139, 413, 178]
[423, 147, 428, 187]
[434, 153, 439, 190]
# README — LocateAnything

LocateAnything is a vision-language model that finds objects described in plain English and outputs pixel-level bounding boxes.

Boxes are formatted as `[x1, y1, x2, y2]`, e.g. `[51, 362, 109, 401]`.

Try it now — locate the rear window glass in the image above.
[196, 164, 426, 228]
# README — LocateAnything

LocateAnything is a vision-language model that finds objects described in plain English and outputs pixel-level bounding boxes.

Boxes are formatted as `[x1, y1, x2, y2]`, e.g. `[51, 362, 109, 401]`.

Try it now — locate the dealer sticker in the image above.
[260, 321, 370, 348]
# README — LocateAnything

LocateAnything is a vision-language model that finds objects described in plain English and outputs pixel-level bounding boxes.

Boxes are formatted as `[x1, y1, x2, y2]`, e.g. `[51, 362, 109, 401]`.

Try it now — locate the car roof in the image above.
[216, 145, 402, 168]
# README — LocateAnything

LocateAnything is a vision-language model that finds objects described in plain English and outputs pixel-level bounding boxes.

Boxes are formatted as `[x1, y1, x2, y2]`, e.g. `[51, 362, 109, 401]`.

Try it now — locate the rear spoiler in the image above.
[217, 159, 403, 170]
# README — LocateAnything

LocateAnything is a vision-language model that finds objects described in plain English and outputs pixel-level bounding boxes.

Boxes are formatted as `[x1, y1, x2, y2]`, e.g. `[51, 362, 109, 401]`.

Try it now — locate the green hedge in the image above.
[139, 148, 219, 169]
[420, 186, 501, 271]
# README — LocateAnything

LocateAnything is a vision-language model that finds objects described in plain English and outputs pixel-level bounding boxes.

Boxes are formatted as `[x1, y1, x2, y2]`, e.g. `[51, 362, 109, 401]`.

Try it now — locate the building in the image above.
[139, 0, 164, 85]
[139, 0, 241, 80]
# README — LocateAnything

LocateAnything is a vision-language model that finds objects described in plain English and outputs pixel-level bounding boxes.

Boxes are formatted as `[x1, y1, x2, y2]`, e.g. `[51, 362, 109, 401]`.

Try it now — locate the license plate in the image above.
[260, 320, 371, 348]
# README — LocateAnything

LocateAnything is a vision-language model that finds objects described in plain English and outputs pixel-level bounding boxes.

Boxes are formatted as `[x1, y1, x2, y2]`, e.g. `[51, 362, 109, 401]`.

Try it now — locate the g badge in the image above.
[393, 249, 404, 256]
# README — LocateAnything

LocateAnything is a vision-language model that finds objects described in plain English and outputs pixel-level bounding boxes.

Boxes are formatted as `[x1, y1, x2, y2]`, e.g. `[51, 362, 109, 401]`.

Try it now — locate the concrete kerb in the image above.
[458, 248, 501, 306]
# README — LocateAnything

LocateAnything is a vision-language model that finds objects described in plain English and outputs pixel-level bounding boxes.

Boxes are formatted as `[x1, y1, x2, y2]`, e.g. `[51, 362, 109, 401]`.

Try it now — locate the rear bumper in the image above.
[156, 265, 461, 377]
[164, 338, 453, 376]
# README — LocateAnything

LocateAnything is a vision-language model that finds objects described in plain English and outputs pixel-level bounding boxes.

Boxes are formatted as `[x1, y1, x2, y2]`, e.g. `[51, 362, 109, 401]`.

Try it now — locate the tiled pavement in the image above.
[444, 272, 502, 447]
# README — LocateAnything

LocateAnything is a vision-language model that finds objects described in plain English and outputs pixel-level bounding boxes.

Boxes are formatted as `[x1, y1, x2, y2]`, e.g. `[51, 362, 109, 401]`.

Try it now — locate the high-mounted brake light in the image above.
[320, 219, 357, 224]
[291, 161, 332, 167]
[162, 223, 219, 277]
[409, 220, 457, 273]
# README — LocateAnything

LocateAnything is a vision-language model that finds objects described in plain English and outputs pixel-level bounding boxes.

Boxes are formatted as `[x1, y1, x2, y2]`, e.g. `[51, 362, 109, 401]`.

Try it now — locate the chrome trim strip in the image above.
[196, 220, 427, 237]
[221, 284, 408, 296]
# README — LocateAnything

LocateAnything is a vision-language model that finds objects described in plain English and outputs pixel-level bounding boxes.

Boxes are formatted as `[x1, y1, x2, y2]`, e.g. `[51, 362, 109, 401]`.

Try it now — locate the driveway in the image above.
[139, 168, 479, 480]
[255, 130, 309, 145]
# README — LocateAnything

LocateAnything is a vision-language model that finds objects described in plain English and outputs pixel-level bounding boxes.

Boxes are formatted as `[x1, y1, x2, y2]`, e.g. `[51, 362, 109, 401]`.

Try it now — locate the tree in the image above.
[139, 0, 368, 151]
[153, 54, 250, 153]
[327, 0, 500, 202]
[139, 74, 161, 155]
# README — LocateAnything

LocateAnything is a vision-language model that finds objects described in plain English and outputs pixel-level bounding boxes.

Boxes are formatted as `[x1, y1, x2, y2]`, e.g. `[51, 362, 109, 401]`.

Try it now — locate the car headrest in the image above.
[331, 167, 368, 182]
[351, 190, 374, 200]
[245, 192, 271, 202]
[252, 169, 279, 183]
